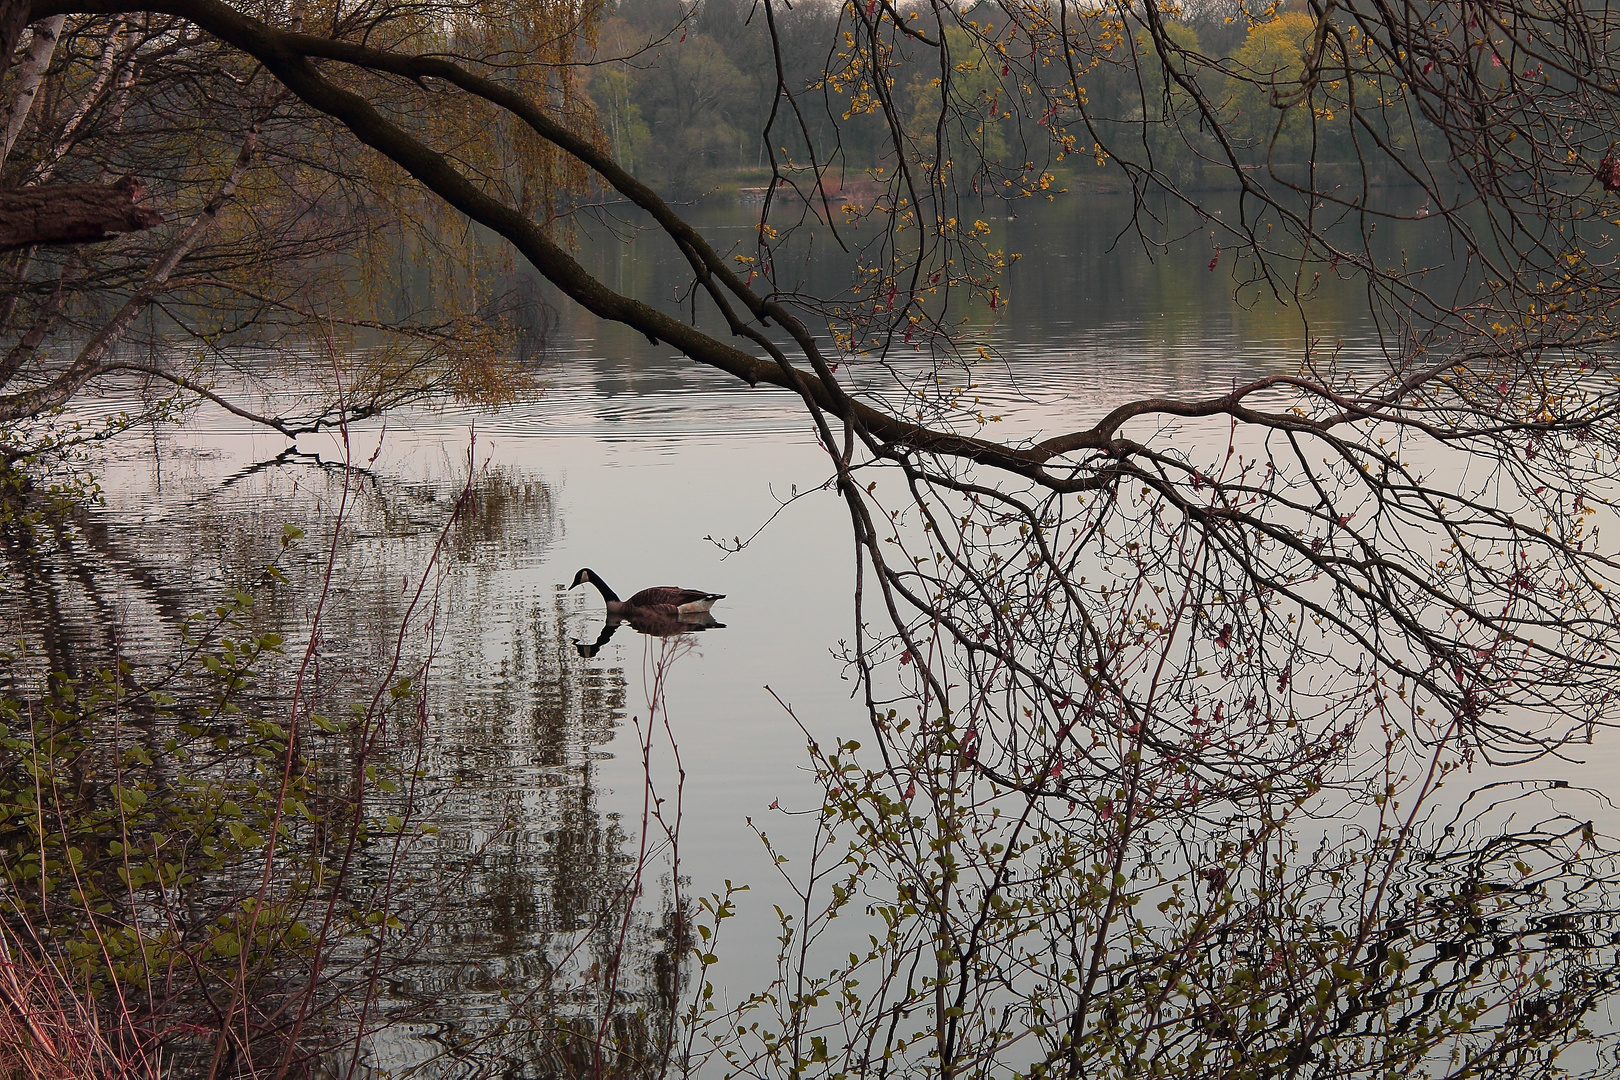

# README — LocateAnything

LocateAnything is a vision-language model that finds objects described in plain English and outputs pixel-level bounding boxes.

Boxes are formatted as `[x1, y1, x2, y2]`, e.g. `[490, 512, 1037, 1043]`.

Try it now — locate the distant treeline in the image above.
[588, 0, 849, 195]
[584, 0, 1430, 199]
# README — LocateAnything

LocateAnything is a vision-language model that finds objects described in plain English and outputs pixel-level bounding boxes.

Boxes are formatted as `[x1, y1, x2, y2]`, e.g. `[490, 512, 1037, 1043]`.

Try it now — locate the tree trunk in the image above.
[0, 0, 31, 88]
[0, 14, 67, 171]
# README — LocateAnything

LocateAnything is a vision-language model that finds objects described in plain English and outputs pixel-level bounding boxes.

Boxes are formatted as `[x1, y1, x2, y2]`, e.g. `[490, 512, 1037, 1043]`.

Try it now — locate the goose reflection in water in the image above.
[573, 606, 726, 658]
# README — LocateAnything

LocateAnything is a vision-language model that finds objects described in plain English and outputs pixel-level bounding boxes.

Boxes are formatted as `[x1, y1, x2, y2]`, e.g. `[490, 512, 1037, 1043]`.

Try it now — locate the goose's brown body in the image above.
[621, 585, 723, 612]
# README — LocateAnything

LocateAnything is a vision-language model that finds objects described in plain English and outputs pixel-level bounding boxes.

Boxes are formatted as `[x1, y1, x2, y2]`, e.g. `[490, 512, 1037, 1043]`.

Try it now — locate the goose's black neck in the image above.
[586, 570, 620, 603]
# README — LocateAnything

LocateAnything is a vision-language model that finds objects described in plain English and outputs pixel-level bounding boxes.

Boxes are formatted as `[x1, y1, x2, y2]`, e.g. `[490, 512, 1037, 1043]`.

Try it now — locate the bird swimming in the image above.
[568, 569, 726, 658]
[569, 568, 725, 615]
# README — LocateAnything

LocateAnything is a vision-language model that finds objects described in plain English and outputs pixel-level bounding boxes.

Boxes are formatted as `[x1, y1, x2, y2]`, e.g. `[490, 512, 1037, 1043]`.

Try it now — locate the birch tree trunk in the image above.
[0, 15, 64, 172]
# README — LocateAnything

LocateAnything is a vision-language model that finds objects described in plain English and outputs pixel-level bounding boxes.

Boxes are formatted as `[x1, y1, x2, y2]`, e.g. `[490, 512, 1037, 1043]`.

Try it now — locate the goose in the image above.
[569, 568, 725, 615]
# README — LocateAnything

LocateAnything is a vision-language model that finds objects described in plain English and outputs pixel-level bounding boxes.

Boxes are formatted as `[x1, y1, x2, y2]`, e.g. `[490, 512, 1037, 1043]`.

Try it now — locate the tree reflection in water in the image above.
[372, 577, 690, 1078]
[0, 451, 688, 1078]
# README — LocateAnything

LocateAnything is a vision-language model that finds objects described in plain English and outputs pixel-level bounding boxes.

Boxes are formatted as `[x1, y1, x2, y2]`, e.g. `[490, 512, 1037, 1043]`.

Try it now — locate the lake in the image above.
[5, 189, 1617, 1077]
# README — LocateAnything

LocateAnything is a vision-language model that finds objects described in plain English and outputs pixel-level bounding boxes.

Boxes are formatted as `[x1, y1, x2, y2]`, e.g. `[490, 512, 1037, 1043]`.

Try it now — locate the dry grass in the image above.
[0, 922, 150, 1080]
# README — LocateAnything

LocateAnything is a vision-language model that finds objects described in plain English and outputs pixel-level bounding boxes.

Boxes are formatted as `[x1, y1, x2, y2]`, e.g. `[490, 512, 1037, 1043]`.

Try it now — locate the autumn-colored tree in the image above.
[1224, 10, 1317, 162]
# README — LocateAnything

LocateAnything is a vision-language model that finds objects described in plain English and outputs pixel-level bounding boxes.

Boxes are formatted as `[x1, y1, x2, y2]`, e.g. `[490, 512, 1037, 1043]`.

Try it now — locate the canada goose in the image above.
[569, 568, 725, 615]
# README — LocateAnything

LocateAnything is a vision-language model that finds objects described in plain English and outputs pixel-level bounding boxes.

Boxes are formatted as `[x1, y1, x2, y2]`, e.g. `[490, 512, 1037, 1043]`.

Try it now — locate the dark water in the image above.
[6, 191, 1618, 1076]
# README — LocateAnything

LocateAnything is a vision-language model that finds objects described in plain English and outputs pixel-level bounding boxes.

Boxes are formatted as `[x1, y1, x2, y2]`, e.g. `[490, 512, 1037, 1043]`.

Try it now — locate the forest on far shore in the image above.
[590, 0, 1420, 200]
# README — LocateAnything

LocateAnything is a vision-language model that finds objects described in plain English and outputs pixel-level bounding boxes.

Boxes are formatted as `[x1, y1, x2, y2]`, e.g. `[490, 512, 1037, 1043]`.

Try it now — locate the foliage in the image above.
[1223, 11, 1318, 162]
[0, 630, 305, 993]
[716, 640, 1620, 1078]
[0, 0, 608, 468]
[0, 525, 430, 1072]
[902, 27, 1013, 186]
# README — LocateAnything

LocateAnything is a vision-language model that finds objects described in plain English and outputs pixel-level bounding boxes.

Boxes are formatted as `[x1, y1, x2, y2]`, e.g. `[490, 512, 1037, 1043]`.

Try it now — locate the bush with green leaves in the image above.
[0, 523, 426, 1071]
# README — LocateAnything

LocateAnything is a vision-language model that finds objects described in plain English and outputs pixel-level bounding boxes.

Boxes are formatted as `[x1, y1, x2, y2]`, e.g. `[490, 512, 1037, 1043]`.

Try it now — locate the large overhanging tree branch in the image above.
[15, 0, 1615, 748]
[28, 0, 1608, 488]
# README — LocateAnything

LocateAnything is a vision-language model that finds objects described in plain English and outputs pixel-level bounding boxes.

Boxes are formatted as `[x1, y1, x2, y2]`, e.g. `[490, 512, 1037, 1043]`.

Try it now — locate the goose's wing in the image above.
[626, 586, 724, 609]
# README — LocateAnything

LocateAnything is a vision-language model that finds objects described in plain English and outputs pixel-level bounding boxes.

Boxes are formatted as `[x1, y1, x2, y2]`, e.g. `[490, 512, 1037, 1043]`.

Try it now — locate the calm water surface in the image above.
[8, 192, 1615, 1075]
